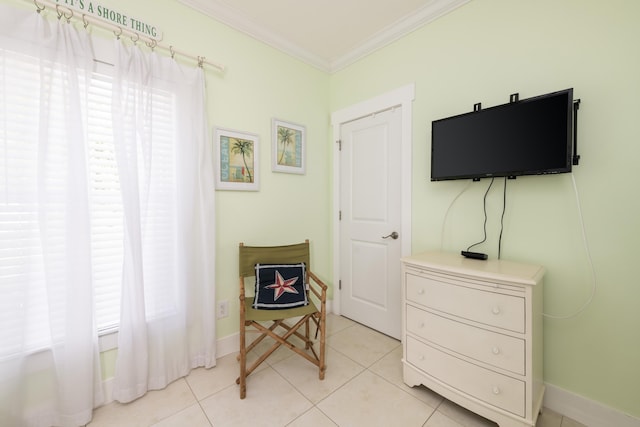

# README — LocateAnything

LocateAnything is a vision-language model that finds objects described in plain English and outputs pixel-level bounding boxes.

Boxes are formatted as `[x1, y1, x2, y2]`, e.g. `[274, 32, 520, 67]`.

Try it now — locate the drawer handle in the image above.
[492, 346, 501, 355]
[419, 355, 425, 361]
[419, 322, 425, 328]
[418, 289, 425, 295]
[491, 306, 501, 315]
[492, 386, 501, 395]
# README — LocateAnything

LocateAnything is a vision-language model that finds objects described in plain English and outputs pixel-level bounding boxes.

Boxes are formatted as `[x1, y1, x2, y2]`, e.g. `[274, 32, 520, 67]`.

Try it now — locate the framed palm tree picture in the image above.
[214, 127, 259, 191]
[272, 119, 305, 174]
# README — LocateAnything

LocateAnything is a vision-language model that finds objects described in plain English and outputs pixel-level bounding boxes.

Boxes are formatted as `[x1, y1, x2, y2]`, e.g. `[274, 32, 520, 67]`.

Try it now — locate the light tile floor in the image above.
[88, 314, 586, 427]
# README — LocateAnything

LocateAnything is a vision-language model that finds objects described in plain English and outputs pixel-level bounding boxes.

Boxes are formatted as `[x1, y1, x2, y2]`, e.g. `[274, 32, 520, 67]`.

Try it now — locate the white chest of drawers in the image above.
[401, 251, 544, 427]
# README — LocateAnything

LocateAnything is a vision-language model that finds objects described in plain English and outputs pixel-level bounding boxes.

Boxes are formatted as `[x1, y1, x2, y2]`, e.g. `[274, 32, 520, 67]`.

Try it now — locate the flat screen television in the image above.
[431, 88, 574, 181]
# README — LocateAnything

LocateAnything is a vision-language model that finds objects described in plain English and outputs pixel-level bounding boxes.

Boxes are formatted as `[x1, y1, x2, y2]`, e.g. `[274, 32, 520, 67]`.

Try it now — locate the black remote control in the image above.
[461, 250, 488, 260]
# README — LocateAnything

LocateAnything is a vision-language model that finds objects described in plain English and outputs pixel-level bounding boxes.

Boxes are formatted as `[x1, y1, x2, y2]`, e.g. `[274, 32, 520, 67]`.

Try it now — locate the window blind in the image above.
[0, 50, 51, 357]
[1, 48, 179, 358]
[87, 69, 123, 334]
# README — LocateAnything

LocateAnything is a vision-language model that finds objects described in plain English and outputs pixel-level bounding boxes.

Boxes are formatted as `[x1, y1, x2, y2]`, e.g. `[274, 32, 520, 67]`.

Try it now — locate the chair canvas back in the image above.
[238, 241, 311, 278]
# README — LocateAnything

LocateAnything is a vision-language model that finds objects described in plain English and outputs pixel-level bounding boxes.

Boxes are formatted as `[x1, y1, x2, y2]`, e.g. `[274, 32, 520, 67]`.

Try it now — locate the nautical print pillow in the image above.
[253, 263, 308, 310]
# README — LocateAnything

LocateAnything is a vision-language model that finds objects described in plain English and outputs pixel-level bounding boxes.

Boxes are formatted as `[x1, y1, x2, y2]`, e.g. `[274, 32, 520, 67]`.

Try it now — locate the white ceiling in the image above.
[178, 0, 470, 73]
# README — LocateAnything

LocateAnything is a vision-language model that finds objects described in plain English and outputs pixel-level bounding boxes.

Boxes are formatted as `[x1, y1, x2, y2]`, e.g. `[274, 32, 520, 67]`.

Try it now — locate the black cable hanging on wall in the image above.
[462, 178, 494, 260]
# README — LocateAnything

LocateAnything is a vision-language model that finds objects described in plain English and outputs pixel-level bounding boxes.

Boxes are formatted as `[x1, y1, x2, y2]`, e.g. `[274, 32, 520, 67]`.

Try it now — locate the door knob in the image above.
[382, 231, 399, 240]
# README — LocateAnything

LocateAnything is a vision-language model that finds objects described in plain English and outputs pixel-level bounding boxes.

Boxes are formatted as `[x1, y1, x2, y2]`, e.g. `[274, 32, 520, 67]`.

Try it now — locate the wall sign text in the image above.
[54, 0, 163, 40]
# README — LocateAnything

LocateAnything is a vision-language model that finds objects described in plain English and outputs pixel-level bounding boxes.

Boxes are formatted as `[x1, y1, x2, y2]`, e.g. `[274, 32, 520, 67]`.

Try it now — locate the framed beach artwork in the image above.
[272, 119, 305, 174]
[214, 127, 259, 191]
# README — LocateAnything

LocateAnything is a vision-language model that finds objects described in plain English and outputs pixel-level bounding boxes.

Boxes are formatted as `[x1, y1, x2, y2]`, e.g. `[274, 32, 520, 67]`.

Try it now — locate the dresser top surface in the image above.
[402, 251, 545, 285]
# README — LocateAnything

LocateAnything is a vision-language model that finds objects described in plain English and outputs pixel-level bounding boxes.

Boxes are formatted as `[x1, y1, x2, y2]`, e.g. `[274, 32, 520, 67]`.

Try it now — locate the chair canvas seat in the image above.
[244, 298, 318, 322]
[236, 240, 327, 399]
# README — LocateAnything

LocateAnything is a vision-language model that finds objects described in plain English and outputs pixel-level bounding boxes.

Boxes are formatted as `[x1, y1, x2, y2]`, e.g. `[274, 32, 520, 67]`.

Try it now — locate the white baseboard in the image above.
[544, 383, 640, 427]
[99, 334, 240, 406]
[99, 300, 336, 405]
[100, 308, 639, 427]
[216, 331, 239, 358]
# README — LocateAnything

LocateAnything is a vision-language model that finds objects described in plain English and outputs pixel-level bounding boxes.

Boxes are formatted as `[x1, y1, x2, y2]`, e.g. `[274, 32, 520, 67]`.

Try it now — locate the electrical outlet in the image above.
[217, 300, 229, 319]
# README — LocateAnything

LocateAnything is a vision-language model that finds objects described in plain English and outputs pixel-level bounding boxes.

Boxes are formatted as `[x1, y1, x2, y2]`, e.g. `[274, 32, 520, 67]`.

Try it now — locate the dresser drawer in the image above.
[406, 305, 525, 375]
[406, 336, 525, 417]
[406, 272, 525, 333]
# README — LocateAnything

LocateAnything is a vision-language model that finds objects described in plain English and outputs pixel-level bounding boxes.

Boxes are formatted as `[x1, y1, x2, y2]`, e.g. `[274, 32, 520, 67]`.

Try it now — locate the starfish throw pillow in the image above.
[253, 263, 308, 309]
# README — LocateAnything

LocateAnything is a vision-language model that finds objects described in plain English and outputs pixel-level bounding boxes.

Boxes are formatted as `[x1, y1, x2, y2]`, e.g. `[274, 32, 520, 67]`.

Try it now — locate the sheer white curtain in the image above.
[0, 7, 103, 427]
[110, 41, 216, 403]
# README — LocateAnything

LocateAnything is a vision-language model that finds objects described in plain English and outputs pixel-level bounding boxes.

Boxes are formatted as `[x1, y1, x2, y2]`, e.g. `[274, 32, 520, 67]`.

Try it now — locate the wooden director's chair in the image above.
[236, 240, 327, 399]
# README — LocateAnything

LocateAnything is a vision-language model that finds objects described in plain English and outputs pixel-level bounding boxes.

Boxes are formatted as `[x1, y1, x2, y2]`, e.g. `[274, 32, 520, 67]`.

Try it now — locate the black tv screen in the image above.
[431, 88, 574, 181]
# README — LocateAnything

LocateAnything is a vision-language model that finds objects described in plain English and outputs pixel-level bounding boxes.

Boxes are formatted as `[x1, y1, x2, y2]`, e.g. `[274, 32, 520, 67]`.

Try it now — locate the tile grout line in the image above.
[274, 320, 400, 427]
[365, 349, 442, 427]
[183, 374, 215, 427]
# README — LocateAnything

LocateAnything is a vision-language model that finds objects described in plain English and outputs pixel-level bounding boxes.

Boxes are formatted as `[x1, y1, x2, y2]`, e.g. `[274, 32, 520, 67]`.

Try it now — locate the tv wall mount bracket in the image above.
[572, 99, 581, 165]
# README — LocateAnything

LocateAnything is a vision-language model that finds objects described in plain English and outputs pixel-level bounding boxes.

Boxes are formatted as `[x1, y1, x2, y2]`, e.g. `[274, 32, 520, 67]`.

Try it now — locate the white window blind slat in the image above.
[2, 46, 180, 356]
[86, 68, 125, 334]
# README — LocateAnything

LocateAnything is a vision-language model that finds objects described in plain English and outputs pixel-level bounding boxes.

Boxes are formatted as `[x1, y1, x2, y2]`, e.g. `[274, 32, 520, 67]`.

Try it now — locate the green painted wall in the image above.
[4, 0, 333, 396]
[5, 0, 639, 420]
[100, 0, 333, 340]
[330, 0, 640, 418]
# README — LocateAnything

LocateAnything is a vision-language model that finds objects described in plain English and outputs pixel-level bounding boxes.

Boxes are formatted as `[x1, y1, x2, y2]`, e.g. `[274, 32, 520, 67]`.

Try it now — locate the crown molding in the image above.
[178, 0, 469, 73]
[330, 0, 470, 72]
[177, 0, 331, 71]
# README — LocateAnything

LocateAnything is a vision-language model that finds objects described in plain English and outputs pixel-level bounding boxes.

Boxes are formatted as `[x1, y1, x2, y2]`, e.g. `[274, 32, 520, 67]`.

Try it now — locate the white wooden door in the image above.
[339, 107, 402, 339]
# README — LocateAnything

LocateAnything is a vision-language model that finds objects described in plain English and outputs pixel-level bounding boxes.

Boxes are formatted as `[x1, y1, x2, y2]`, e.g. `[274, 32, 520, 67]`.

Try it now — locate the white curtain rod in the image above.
[28, 0, 226, 73]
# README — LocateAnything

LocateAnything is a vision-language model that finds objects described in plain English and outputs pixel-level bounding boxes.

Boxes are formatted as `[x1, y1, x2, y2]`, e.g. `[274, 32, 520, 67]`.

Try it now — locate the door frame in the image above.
[330, 83, 415, 315]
